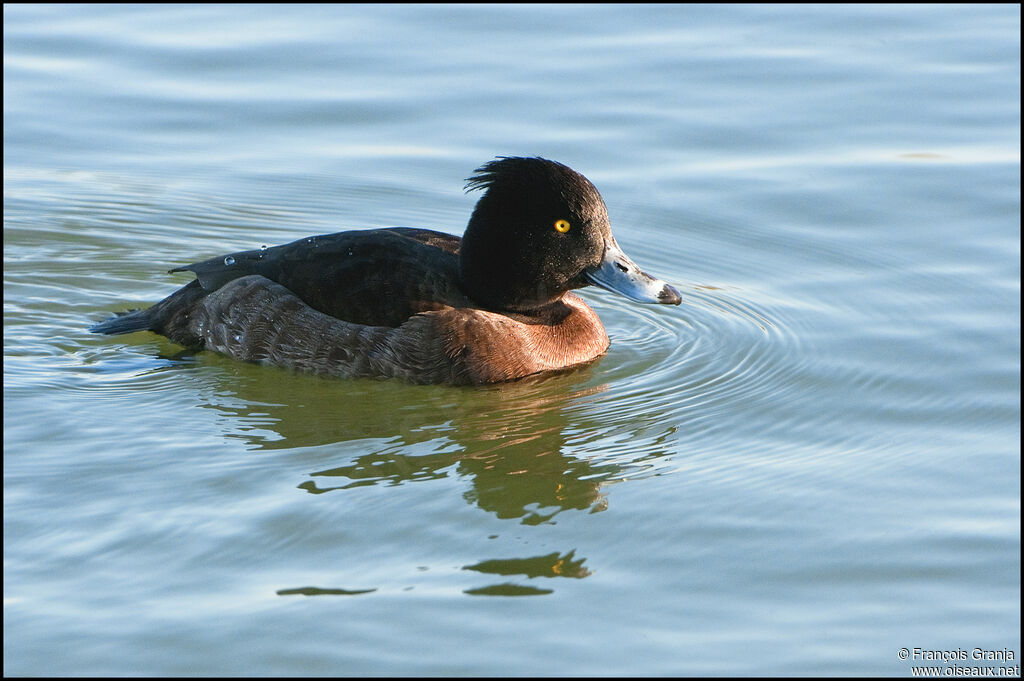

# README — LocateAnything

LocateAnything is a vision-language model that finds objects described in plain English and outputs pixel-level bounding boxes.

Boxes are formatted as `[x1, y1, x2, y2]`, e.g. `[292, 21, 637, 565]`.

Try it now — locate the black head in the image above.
[459, 156, 681, 312]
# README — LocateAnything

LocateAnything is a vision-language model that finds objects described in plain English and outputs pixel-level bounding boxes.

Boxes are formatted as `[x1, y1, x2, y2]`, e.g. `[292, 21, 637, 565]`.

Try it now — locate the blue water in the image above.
[4, 4, 1020, 676]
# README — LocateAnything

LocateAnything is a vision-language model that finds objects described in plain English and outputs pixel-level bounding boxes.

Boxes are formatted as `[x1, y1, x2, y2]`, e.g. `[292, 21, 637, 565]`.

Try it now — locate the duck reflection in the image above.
[300, 422, 613, 524]
[464, 549, 591, 578]
[277, 551, 591, 598]
[462, 550, 590, 597]
[190, 356, 674, 596]
[200, 359, 625, 524]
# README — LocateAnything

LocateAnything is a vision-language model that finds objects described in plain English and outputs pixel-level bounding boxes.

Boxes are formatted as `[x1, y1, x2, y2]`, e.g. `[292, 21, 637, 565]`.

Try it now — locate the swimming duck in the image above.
[92, 157, 681, 385]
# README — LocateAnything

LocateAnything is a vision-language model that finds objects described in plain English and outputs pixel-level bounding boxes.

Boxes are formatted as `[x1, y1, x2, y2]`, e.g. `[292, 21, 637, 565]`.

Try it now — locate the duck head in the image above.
[459, 156, 682, 312]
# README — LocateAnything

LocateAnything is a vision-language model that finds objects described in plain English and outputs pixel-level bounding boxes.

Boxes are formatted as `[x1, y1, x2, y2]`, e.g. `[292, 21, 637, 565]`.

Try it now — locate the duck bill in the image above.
[584, 238, 682, 305]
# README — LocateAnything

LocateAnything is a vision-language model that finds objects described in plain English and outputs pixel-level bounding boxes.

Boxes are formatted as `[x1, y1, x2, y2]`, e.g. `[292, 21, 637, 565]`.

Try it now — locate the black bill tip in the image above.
[657, 283, 682, 305]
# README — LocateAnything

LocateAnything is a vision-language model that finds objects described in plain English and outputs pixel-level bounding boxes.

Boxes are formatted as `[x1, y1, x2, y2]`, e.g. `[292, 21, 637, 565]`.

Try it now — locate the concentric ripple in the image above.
[561, 281, 811, 480]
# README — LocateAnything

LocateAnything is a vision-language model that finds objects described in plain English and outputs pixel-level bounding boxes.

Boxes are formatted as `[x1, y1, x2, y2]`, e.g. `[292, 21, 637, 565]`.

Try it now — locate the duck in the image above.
[91, 157, 681, 385]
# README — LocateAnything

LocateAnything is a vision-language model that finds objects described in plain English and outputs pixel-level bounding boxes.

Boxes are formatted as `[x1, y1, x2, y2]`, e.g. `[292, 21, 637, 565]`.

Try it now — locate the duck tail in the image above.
[90, 279, 208, 347]
[90, 308, 154, 335]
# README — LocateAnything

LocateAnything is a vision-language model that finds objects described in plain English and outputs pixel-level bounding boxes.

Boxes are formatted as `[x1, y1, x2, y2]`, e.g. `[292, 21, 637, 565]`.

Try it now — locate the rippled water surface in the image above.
[4, 4, 1020, 676]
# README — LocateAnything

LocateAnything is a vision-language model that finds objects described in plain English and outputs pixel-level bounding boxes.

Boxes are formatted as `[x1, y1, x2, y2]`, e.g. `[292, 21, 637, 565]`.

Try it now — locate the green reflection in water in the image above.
[463, 550, 592, 579]
[464, 584, 553, 597]
[189, 357, 675, 525]
[277, 586, 377, 597]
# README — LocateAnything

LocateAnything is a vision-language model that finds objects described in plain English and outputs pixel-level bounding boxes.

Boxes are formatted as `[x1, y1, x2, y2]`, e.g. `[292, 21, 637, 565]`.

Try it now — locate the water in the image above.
[4, 4, 1019, 676]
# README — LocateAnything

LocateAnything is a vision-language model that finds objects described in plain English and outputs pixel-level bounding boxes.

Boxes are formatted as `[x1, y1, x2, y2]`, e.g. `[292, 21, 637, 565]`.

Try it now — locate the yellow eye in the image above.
[554, 219, 571, 233]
